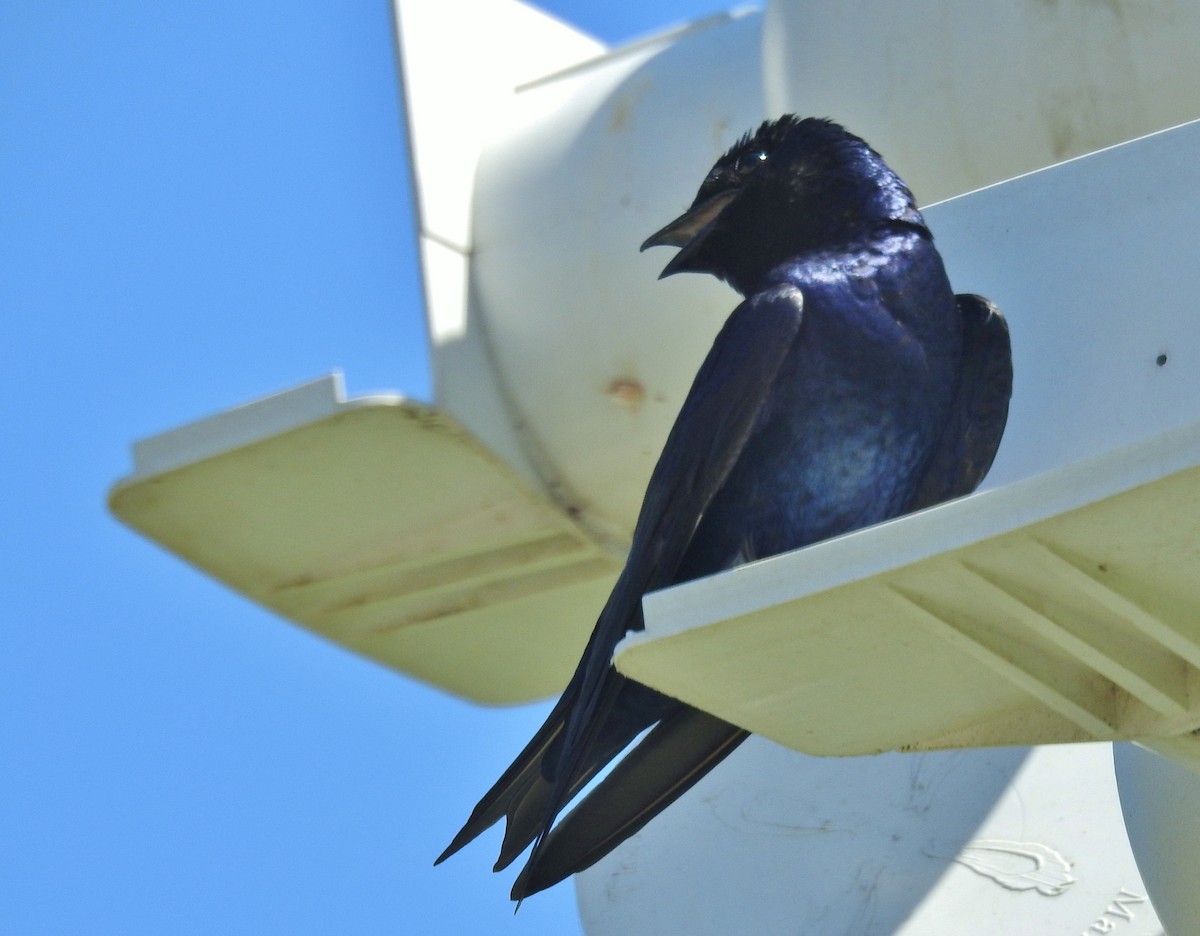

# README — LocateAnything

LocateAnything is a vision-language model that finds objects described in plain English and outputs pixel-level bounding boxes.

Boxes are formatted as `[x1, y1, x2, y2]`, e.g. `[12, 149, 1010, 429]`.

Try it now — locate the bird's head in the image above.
[641, 116, 925, 295]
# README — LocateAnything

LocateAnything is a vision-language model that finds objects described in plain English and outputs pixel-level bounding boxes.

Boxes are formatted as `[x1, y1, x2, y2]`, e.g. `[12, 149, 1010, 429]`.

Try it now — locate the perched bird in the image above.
[437, 116, 1012, 900]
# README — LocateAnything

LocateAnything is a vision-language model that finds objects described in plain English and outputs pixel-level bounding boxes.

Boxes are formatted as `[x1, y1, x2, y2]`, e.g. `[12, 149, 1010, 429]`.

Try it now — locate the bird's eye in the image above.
[733, 150, 769, 174]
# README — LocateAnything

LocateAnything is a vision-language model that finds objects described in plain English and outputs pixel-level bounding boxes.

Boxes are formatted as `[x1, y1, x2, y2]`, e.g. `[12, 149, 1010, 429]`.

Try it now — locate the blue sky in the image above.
[1, 2, 724, 933]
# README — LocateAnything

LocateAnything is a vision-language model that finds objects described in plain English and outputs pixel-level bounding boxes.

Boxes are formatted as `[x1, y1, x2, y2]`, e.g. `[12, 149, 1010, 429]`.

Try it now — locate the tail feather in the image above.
[494, 686, 652, 869]
[438, 672, 663, 870]
[511, 706, 749, 899]
[435, 688, 574, 866]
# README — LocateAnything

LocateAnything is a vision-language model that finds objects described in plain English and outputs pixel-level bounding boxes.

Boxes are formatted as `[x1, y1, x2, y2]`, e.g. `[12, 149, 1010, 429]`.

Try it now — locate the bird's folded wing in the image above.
[525, 285, 807, 875]
[439, 284, 806, 883]
[910, 294, 1012, 509]
[557, 282, 808, 748]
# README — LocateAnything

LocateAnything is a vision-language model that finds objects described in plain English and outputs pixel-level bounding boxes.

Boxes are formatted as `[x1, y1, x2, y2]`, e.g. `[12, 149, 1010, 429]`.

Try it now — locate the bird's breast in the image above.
[682, 244, 962, 575]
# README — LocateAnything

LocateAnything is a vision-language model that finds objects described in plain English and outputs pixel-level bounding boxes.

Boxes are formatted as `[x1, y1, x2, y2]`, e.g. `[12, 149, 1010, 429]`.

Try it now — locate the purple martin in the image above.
[437, 116, 1012, 900]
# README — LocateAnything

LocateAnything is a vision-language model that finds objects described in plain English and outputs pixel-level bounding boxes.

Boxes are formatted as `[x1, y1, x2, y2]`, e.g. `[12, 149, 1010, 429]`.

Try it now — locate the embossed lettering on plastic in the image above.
[1081, 888, 1150, 935]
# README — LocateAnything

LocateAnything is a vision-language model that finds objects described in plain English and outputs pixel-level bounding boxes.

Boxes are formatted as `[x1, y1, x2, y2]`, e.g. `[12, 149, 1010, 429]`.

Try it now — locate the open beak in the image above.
[640, 189, 738, 279]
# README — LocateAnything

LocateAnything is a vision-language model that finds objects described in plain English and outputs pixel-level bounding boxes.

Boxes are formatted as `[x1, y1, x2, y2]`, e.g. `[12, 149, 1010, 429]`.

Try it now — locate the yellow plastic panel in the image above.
[110, 376, 619, 703]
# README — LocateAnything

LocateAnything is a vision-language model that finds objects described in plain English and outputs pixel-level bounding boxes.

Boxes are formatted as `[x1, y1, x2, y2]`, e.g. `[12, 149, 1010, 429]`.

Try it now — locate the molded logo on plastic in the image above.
[954, 840, 1076, 896]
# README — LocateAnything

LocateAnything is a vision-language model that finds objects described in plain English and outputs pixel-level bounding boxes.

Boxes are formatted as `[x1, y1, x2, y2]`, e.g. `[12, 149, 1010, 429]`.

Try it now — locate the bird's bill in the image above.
[640, 190, 738, 277]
